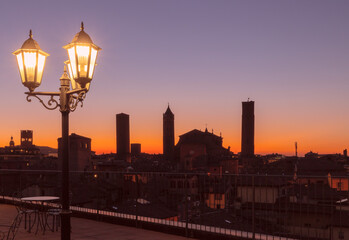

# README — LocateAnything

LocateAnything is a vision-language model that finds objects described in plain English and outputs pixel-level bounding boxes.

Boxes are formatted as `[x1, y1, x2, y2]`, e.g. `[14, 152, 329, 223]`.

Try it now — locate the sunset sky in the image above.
[1, 0, 349, 156]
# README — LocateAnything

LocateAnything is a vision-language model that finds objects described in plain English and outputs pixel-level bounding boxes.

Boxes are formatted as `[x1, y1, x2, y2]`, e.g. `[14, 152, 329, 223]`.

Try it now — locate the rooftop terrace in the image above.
[0, 204, 193, 240]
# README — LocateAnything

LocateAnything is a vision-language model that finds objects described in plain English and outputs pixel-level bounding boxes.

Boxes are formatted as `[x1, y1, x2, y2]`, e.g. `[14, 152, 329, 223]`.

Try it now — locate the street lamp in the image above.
[13, 30, 49, 92]
[13, 22, 101, 240]
[63, 22, 100, 89]
[65, 60, 91, 91]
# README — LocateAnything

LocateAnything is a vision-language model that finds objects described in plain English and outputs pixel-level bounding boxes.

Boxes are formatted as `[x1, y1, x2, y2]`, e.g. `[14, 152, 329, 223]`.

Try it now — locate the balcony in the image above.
[0, 170, 348, 239]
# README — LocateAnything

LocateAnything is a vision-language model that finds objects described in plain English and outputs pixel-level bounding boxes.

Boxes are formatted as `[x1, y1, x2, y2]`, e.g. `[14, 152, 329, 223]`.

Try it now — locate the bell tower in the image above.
[163, 104, 175, 163]
[21, 130, 33, 148]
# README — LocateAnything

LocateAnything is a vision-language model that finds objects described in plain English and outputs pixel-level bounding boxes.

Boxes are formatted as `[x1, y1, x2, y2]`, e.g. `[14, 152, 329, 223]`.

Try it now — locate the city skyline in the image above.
[1, 0, 349, 156]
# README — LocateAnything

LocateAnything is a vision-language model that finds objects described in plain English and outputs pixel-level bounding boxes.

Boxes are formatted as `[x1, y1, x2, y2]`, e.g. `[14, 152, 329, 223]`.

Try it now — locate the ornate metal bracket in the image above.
[68, 90, 87, 112]
[25, 87, 87, 112]
[26, 92, 60, 110]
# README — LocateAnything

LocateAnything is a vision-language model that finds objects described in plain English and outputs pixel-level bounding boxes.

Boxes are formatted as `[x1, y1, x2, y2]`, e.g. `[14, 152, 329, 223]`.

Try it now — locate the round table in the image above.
[21, 196, 59, 202]
[20, 196, 60, 234]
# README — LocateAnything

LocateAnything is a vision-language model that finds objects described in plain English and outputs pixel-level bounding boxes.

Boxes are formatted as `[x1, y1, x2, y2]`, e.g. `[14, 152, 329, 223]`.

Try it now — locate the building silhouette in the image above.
[116, 113, 130, 162]
[21, 130, 33, 147]
[0, 130, 41, 169]
[58, 133, 91, 171]
[163, 105, 175, 163]
[175, 129, 237, 173]
[131, 143, 141, 155]
[241, 100, 254, 157]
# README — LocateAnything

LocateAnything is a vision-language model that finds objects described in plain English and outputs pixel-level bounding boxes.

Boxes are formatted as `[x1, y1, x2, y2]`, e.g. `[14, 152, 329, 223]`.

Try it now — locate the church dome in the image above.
[9, 136, 15, 147]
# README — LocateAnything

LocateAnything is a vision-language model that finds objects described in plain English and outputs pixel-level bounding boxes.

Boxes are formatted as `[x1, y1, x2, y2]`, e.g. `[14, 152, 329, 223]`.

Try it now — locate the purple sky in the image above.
[1, 0, 349, 155]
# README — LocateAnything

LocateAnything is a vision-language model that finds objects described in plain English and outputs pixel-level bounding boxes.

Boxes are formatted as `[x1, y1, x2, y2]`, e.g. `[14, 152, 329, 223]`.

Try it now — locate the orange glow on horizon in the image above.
[91, 137, 347, 156]
[1, 110, 348, 157]
[1, 135, 347, 157]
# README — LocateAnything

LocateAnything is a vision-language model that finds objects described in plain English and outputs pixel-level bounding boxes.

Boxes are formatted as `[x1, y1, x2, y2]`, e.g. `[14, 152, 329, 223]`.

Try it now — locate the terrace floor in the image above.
[0, 204, 193, 240]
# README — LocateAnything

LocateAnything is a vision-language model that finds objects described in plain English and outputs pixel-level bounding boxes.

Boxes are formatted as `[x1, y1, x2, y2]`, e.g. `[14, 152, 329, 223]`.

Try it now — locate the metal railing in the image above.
[0, 169, 348, 239]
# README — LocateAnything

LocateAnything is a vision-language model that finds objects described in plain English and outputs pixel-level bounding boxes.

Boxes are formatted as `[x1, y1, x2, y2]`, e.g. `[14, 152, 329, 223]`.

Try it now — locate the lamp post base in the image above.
[60, 210, 71, 239]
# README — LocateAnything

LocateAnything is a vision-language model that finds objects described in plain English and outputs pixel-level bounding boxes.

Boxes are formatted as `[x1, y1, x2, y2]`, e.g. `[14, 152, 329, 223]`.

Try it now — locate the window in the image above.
[215, 194, 222, 200]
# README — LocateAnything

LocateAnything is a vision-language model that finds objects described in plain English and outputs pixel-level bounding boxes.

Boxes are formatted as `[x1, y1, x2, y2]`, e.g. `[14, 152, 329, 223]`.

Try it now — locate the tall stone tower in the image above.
[163, 105, 174, 162]
[116, 113, 130, 161]
[241, 100, 254, 157]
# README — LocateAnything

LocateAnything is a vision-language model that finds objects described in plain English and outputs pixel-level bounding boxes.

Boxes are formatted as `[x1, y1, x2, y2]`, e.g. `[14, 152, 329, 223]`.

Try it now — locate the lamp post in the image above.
[13, 23, 101, 240]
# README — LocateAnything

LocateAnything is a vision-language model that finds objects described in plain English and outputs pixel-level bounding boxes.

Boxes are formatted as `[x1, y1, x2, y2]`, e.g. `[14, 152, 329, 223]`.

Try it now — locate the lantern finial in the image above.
[29, 29, 33, 38]
[81, 22, 84, 31]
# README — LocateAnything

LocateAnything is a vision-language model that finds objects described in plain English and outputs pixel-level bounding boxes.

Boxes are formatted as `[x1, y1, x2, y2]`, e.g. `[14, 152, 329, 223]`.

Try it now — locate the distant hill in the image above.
[37, 146, 57, 155]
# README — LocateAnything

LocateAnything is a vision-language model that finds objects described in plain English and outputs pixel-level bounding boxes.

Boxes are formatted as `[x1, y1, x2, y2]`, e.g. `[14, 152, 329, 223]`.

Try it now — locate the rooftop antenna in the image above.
[295, 142, 298, 157]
